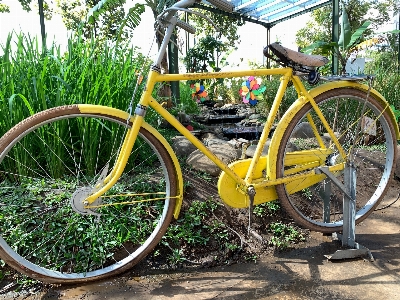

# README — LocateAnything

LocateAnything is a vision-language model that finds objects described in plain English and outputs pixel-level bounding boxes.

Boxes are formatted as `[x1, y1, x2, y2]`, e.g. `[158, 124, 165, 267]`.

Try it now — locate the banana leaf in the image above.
[346, 21, 371, 50]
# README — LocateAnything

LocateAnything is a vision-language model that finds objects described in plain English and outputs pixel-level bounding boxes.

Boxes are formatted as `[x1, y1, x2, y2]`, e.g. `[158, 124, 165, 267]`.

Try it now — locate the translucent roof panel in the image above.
[230, 0, 331, 25]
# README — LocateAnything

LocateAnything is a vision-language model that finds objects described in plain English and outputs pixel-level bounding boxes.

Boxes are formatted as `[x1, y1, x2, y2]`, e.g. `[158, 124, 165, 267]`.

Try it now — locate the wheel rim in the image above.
[0, 112, 174, 281]
[278, 91, 395, 230]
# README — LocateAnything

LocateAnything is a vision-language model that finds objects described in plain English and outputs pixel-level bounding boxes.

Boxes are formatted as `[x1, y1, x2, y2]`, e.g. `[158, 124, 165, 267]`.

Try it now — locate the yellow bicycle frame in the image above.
[82, 67, 400, 217]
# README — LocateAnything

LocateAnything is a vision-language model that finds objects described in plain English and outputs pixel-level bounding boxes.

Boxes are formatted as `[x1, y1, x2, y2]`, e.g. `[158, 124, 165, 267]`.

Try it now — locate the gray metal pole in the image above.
[168, 32, 180, 105]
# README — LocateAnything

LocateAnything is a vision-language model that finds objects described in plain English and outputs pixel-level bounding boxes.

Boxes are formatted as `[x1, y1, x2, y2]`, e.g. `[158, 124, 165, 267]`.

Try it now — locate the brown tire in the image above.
[275, 88, 397, 233]
[0, 105, 177, 283]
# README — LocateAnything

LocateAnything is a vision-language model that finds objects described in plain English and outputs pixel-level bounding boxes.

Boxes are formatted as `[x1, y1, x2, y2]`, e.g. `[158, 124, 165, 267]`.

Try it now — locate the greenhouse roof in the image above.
[202, 0, 332, 27]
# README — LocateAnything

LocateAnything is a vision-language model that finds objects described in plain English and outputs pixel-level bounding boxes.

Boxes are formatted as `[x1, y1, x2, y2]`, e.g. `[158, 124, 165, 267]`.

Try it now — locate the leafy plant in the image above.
[244, 254, 257, 263]
[268, 222, 305, 249]
[303, 5, 371, 74]
[167, 248, 185, 266]
[390, 105, 400, 122]
[86, 0, 145, 43]
[184, 36, 232, 100]
[253, 201, 281, 217]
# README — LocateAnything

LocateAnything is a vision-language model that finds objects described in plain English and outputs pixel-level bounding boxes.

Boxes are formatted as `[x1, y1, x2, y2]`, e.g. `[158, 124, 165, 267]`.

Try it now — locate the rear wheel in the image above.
[276, 88, 397, 233]
[0, 105, 177, 283]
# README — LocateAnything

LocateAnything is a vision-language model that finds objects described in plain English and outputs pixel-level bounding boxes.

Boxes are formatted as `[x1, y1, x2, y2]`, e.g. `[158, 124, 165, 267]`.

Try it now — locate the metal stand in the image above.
[316, 164, 374, 261]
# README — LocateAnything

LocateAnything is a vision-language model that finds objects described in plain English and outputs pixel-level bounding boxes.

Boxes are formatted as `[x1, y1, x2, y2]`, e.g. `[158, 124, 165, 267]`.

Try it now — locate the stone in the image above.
[291, 122, 315, 139]
[245, 141, 271, 157]
[323, 132, 344, 145]
[248, 114, 261, 120]
[187, 144, 240, 177]
[171, 136, 197, 157]
[286, 142, 299, 152]
[177, 112, 191, 125]
[204, 138, 229, 146]
[201, 132, 218, 140]
[227, 138, 249, 149]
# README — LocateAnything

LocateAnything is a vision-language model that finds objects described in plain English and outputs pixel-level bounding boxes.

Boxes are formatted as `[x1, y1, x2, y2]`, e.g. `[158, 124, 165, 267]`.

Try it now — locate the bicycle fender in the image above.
[267, 81, 400, 181]
[78, 104, 183, 219]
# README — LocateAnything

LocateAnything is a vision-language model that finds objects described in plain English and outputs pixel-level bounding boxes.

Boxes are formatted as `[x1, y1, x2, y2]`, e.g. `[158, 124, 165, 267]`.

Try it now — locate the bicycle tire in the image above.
[0, 105, 177, 283]
[275, 88, 397, 233]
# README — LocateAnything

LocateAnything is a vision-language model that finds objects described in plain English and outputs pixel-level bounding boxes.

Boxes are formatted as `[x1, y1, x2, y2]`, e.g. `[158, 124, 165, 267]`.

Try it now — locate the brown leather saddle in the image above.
[264, 42, 329, 84]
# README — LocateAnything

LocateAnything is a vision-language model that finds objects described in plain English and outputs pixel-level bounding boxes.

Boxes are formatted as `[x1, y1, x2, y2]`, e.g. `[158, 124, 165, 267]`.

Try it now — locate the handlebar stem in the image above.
[153, 0, 197, 69]
[154, 16, 177, 68]
[162, 0, 197, 22]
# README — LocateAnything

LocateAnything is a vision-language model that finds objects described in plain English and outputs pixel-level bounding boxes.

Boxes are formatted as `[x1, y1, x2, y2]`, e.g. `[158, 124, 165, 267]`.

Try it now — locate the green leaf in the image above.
[338, 5, 351, 49]
[86, 0, 126, 23]
[302, 41, 337, 54]
[8, 94, 34, 119]
[256, 95, 263, 100]
[347, 20, 371, 50]
[0, 4, 10, 13]
[126, 4, 145, 29]
[51, 76, 72, 92]
[116, 4, 145, 41]
[390, 105, 400, 122]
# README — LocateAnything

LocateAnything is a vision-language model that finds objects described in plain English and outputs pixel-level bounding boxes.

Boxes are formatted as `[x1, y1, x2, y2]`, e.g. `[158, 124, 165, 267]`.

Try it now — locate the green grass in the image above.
[0, 32, 151, 137]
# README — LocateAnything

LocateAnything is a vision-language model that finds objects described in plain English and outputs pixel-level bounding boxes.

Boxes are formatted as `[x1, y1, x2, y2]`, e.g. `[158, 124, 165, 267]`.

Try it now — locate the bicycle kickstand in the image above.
[316, 165, 374, 261]
[247, 186, 263, 243]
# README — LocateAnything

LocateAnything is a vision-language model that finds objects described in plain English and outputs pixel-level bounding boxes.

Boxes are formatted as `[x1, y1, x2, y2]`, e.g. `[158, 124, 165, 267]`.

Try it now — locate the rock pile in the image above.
[172, 121, 319, 176]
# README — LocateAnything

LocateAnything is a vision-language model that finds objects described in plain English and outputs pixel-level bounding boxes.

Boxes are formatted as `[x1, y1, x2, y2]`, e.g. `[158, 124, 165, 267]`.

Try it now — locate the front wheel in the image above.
[0, 105, 178, 283]
[276, 88, 397, 233]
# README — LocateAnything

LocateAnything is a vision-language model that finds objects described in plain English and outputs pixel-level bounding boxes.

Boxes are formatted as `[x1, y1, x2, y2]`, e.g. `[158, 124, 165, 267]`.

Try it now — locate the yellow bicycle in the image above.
[0, 0, 398, 283]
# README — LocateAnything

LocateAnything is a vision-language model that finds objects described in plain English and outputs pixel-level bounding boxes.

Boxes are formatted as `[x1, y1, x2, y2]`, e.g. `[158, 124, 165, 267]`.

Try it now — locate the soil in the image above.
[1, 173, 400, 299]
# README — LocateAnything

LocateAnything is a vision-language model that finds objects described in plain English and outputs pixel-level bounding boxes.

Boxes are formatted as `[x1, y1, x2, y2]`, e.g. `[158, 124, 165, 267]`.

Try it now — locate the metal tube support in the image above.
[342, 162, 356, 247]
[317, 165, 374, 261]
[315, 179, 331, 223]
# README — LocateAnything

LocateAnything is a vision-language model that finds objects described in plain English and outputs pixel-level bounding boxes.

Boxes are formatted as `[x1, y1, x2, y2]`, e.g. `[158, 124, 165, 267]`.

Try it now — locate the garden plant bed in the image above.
[1, 166, 400, 299]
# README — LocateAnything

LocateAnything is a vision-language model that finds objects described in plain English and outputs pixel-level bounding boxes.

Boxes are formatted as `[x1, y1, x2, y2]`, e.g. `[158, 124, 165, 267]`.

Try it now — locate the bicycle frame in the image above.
[83, 0, 400, 215]
[83, 67, 371, 209]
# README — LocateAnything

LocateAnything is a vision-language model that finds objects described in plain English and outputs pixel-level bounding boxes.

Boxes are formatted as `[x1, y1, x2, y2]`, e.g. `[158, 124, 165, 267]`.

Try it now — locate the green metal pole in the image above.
[398, 12, 400, 73]
[332, 0, 339, 75]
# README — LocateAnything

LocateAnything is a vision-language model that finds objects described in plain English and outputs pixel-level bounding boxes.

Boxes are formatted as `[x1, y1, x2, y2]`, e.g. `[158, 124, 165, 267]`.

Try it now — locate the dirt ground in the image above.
[1, 178, 400, 300]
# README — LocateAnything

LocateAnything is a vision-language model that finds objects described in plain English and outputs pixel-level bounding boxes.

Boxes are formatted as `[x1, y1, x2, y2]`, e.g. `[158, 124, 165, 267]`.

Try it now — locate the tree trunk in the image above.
[38, 0, 46, 50]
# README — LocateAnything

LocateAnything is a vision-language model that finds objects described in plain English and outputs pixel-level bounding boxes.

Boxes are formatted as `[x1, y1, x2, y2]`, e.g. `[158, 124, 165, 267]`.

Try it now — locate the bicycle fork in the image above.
[84, 114, 144, 205]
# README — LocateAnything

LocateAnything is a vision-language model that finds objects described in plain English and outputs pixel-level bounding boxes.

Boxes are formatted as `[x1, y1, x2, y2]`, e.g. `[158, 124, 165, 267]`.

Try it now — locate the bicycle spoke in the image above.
[276, 88, 396, 232]
[0, 109, 177, 282]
